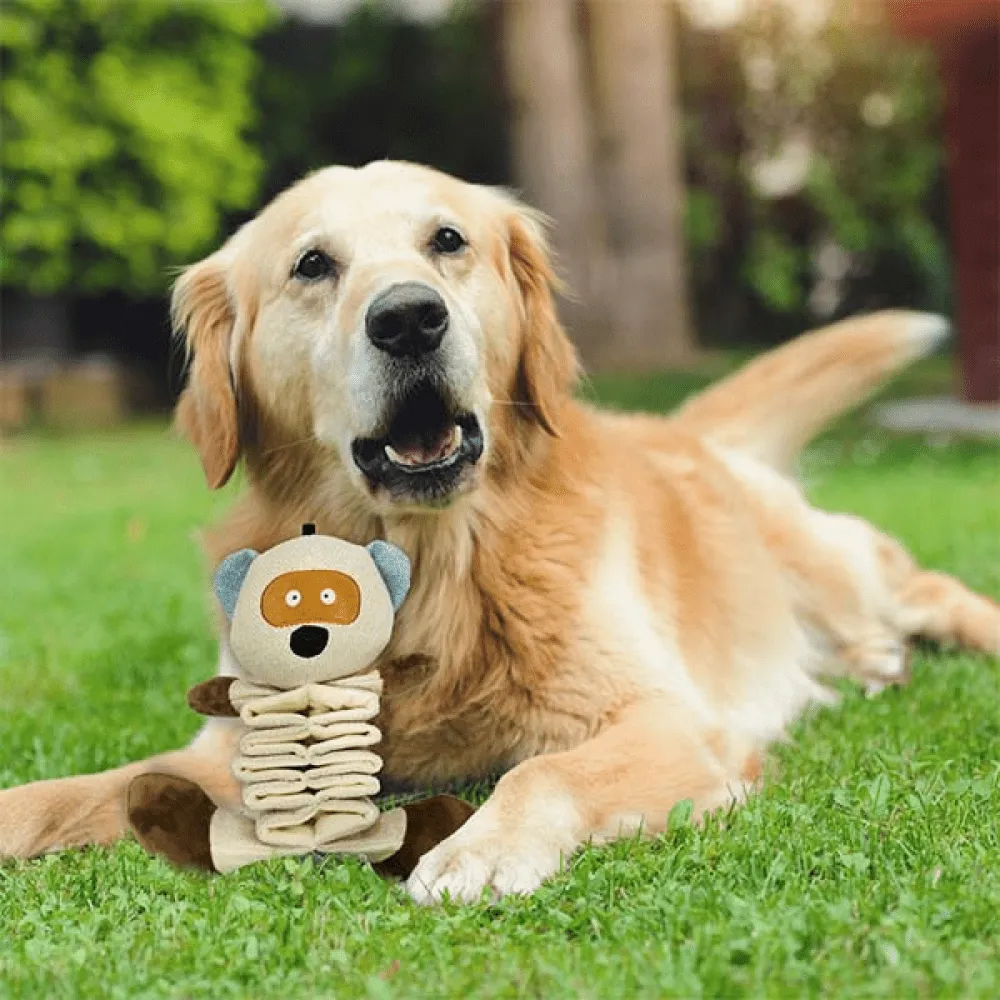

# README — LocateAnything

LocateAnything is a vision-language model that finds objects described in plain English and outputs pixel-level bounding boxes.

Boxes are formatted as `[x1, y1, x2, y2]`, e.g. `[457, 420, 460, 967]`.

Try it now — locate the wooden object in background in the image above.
[40, 360, 128, 428]
[889, 0, 1000, 403]
[0, 368, 31, 431]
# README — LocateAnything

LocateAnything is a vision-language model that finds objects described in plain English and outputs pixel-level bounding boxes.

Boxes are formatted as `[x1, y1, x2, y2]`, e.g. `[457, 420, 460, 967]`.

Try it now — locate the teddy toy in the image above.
[128, 525, 473, 878]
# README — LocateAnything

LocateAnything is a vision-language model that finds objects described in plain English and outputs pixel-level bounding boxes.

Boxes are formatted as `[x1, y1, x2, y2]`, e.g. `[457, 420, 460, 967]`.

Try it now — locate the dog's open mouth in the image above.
[351, 382, 484, 503]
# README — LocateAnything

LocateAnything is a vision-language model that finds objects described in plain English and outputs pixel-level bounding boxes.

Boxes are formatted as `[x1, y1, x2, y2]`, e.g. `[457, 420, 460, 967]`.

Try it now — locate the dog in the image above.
[1, 161, 997, 903]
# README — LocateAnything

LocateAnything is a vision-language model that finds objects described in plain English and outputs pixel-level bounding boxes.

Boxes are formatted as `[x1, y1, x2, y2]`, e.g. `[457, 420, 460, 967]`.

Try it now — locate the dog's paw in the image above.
[845, 637, 910, 696]
[405, 823, 564, 904]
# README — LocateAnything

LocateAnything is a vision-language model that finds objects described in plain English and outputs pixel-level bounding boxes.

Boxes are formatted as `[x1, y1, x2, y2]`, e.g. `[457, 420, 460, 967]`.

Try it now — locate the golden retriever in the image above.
[1, 162, 997, 903]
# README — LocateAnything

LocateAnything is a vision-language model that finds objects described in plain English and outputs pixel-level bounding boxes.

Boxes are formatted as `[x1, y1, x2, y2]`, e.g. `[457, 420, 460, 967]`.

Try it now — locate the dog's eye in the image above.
[293, 249, 334, 281]
[431, 226, 466, 255]
[285, 589, 302, 608]
[320, 588, 336, 605]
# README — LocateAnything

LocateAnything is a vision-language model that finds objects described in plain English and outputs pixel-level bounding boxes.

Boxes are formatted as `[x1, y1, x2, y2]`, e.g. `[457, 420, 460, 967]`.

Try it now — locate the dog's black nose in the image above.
[366, 282, 449, 358]
[289, 625, 329, 659]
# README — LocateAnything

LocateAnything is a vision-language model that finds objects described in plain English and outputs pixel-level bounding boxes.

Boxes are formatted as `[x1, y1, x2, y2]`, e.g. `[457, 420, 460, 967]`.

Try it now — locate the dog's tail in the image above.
[674, 310, 949, 471]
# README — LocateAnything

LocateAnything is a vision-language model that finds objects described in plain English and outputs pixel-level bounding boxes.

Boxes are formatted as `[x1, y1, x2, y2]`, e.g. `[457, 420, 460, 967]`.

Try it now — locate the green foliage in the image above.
[744, 228, 805, 312]
[683, 186, 723, 265]
[0, 0, 273, 295]
[0, 0, 952, 345]
[680, 1, 949, 342]
[254, 0, 508, 199]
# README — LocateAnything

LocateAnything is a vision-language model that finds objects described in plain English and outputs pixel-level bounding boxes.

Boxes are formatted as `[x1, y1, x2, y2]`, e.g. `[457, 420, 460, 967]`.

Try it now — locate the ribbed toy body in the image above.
[229, 671, 389, 848]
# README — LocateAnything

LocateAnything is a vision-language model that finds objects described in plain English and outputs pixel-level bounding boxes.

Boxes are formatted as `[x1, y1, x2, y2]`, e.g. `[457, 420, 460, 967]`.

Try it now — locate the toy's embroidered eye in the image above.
[320, 588, 336, 605]
[285, 589, 302, 607]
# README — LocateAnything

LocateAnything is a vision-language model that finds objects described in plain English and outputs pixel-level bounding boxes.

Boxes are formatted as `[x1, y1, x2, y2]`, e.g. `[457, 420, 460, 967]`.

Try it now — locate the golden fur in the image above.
[1, 163, 997, 902]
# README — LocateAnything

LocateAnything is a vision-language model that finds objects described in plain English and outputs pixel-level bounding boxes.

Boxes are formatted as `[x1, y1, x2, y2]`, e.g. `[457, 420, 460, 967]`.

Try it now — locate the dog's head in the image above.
[173, 161, 578, 511]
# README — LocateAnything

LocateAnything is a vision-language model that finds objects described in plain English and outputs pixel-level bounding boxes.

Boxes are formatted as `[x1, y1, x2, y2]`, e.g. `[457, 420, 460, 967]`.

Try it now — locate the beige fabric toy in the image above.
[210, 673, 406, 873]
[128, 526, 474, 875]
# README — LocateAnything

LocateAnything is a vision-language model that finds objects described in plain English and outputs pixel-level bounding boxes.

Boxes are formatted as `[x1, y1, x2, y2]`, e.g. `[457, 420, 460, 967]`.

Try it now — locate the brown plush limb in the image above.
[186, 677, 238, 717]
[373, 795, 476, 881]
[128, 773, 217, 871]
[129, 770, 474, 879]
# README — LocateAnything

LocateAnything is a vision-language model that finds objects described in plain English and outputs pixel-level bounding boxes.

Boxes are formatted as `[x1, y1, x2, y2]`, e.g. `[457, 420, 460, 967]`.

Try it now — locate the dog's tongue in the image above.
[386, 424, 462, 468]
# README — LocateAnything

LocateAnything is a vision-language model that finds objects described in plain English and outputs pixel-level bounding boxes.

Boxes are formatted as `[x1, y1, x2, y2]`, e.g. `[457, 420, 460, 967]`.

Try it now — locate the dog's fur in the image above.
[1, 162, 997, 903]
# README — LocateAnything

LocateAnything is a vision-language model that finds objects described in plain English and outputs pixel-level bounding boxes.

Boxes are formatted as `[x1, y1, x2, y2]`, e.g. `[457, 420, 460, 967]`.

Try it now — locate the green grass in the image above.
[1, 364, 999, 999]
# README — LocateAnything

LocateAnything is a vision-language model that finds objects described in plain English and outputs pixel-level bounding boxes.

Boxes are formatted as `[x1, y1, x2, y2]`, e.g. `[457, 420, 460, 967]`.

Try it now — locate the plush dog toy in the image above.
[128, 525, 473, 878]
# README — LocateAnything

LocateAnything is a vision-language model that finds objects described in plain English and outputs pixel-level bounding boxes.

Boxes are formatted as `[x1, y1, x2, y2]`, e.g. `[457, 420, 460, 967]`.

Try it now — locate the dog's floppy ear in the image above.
[173, 253, 242, 489]
[213, 548, 258, 620]
[507, 208, 580, 436]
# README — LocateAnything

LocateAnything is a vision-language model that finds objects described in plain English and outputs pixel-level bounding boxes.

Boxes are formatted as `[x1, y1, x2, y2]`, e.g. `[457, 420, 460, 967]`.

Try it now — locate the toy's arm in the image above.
[373, 795, 476, 880]
[186, 677, 239, 717]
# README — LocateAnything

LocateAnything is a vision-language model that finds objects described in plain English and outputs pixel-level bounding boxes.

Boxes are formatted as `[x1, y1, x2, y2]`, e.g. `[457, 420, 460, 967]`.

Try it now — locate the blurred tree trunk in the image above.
[587, 0, 696, 366]
[499, 0, 608, 360]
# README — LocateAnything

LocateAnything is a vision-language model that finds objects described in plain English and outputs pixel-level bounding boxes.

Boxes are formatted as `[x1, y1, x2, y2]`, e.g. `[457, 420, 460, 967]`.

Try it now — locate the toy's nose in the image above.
[289, 625, 329, 659]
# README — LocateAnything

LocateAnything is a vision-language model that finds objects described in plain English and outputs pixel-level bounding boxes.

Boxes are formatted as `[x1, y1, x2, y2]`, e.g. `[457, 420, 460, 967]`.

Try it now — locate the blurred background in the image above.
[1, 0, 997, 430]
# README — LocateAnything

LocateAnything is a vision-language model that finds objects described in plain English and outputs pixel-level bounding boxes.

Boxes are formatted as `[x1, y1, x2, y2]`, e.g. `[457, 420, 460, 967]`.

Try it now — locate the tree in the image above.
[498, 0, 696, 368]
[0, 0, 273, 310]
[255, 3, 509, 199]
[498, 0, 609, 361]
[588, 0, 695, 365]
[676, 0, 948, 347]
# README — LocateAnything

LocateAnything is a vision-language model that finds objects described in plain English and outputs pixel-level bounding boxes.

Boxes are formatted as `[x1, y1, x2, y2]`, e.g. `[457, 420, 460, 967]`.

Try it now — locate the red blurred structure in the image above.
[888, 0, 1000, 403]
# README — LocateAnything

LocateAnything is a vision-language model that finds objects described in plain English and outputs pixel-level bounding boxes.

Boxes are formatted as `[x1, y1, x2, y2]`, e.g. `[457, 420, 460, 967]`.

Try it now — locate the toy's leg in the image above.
[128, 773, 217, 871]
[132, 803, 312, 874]
[374, 796, 477, 881]
[208, 800, 472, 877]
[209, 808, 288, 873]
[210, 807, 413, 874]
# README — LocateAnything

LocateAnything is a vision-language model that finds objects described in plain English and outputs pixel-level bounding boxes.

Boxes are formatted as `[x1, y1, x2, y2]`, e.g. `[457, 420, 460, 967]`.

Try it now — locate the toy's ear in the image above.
[213, 549, 258, 619]
[366, 541, 411, 612]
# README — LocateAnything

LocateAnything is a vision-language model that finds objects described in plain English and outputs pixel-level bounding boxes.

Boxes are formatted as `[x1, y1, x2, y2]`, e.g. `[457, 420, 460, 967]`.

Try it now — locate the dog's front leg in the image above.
[0, 719, 242, 859]
[407, 699, 755, 904]
[0, 637, 246, 860]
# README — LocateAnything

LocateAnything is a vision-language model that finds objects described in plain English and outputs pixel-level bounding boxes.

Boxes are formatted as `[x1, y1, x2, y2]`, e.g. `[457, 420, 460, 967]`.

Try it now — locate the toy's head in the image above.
[214, 526, 410, 687]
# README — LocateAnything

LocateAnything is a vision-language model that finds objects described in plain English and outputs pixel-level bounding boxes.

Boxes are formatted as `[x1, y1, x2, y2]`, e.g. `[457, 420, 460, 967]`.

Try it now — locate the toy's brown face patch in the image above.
[260, 570, 361, 628]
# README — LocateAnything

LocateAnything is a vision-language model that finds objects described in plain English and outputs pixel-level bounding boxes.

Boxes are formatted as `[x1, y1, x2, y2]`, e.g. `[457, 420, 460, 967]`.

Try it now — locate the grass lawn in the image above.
[1, 362, 998, 999]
